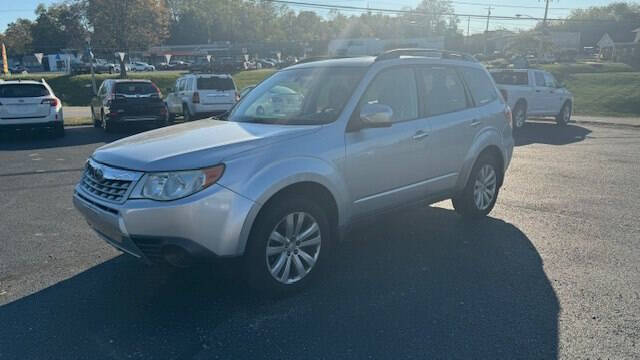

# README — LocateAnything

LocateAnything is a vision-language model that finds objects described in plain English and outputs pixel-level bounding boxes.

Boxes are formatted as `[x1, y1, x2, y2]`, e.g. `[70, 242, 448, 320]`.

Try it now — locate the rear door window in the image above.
[0, 84, 49, 98]
[491, 71, 528, 85]
[418, 67, 468, 116]
[197, 77, 235, 91]
[114, 82, 157, 95]
[461, 67, 498, 106]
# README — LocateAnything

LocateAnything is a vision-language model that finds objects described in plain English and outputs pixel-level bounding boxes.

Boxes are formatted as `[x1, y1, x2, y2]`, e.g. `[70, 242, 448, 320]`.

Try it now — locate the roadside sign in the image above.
[276, 52, 282, 62]
[206, 55, 212, 62]
[115, 52, 125, 62]
[164, 54, 172, 63]
[242, 48, 248, 54]
[34, 53, 44, 64]
[244, 54, 249, 61]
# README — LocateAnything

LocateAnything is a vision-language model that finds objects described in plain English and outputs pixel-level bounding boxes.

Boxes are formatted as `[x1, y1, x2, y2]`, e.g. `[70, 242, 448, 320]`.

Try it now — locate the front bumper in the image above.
[73, 182, 256, 262]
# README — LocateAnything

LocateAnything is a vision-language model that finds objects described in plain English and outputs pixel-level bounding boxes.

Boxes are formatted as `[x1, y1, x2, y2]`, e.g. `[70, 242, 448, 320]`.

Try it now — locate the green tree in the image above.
[31, 3, 88, 53]
[3, 19, 34, 56]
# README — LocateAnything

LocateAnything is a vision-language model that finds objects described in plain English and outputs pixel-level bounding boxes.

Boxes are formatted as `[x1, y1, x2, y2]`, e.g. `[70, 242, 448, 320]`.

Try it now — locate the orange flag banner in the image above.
[1, 43, 8, 75]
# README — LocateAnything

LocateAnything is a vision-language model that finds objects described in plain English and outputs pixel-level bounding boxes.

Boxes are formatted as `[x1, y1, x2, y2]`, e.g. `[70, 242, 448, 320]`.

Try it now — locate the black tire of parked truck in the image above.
[556, 102, 572, 126]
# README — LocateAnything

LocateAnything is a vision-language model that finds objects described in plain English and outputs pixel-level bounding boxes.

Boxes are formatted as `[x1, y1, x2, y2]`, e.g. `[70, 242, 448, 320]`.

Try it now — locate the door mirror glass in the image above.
[360, 103, 393, 128]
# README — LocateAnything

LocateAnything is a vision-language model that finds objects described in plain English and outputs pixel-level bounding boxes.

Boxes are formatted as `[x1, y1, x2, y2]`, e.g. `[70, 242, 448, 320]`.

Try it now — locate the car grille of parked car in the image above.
[80, 164, 133, 203]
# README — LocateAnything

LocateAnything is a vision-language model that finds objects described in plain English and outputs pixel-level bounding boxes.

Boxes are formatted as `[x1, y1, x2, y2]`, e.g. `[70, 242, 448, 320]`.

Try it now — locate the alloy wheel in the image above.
[473, 164, 497, 211]
[265, 212, 322, 285]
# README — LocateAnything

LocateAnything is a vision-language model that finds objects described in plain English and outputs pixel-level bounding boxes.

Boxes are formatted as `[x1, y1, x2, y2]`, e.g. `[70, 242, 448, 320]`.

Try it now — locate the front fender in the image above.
[220, 156, 349, 255]
[455, 128, 504, 193]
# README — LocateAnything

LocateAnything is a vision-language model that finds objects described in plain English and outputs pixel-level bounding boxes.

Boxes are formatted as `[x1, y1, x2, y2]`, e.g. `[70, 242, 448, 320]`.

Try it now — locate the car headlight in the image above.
[141, 164, 224, 201]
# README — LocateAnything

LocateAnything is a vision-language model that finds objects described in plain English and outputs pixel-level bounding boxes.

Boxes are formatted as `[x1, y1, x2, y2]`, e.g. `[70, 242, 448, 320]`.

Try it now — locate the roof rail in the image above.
[296, 56, 351, 65]
[375, 48, 477, 63]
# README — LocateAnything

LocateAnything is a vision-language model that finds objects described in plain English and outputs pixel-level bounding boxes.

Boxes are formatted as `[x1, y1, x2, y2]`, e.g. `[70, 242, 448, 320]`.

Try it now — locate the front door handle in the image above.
[470, 119, 482, 127]
[412, 130, 429, 140]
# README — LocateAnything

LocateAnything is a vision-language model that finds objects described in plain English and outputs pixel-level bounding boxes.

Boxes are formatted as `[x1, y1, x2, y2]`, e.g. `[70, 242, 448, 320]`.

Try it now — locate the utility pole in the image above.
[467, 16, 470, 37]
[484, 6, 492, 54]
[542, 0, 551, 27]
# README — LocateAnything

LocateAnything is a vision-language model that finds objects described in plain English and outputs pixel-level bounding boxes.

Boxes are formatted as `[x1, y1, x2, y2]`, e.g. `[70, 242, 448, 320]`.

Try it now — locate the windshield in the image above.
[229, 67, 365, 125]
[0, 84, 49, 97]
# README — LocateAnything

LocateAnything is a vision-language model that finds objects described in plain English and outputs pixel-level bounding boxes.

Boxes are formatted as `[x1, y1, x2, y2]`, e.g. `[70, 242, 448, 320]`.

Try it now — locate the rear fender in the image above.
[455, 128, 504, 193]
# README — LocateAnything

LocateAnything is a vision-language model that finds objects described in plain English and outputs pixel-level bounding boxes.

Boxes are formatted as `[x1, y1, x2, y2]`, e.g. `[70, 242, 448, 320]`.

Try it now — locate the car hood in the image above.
[92, 120, 320, 172]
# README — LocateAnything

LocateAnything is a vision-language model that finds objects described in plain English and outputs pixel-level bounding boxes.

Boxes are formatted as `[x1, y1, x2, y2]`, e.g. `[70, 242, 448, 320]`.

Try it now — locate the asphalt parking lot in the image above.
[0, 121, 639, 359]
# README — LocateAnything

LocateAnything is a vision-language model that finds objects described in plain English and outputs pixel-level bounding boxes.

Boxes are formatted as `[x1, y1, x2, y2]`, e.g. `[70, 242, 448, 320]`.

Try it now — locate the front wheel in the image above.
[453, 153, 501, 219]
[556, 102, 571, 126]
[243, 197, 331, 295]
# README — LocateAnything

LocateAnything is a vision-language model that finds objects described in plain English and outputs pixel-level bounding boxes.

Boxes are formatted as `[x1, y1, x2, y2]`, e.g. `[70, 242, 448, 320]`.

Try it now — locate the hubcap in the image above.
[515, 109, 525, 128]
[473, 164, 497, 211]
[266, 212, 321, 284]
[563, 107, 570, 122]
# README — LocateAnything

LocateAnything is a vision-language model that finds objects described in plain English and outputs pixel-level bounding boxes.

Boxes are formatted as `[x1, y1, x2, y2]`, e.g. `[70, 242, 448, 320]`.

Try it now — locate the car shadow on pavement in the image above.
[0, 125, 153, 151]
[515, 120, 592, 147]
[0, 206, 559, 359]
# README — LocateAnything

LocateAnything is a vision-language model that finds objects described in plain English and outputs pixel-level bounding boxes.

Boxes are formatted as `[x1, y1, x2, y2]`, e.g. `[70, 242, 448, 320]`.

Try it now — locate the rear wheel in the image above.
[243, 196, 330, 295]
[183, 104, 192, 122]
[453, 153, 501, 219]
[53, 122, 65, 138]
[101, 110, 115, 133]
[556, 102, 571, 126]
[512, 102, 527, 131]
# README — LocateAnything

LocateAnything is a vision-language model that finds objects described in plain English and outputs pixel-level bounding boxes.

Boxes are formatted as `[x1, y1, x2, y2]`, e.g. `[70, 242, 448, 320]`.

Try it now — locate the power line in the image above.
[264, 0, 628, 23]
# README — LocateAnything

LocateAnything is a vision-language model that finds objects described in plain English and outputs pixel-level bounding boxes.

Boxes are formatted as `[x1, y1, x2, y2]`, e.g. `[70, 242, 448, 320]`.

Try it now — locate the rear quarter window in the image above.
[197, 77, 235, 91]
[461, 68, 498, 106]
[0, 84, 49, 98]
[491, 71, 529, 86]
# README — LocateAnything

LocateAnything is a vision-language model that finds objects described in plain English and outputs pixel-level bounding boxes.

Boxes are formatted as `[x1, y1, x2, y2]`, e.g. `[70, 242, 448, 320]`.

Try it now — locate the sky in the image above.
[0, 0, 622, 34]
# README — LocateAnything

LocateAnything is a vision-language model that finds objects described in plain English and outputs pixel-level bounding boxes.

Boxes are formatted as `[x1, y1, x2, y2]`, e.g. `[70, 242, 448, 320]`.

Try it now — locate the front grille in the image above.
[79, 160, 141, 204]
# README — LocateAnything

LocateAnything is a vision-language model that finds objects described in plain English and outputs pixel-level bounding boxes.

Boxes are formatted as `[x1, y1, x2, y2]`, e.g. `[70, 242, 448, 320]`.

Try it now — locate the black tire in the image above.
[452, 152, 501, 219]
[168, 112, 176, 124]
[512, 101, 527, 131]
[53, 122, 65, 138]
[91, 107, 100, 128]
[101, 110, 115, 133]
[183, 104, 192, 122]
[243, 196, 332, 295]
[556, 102, 571, 126]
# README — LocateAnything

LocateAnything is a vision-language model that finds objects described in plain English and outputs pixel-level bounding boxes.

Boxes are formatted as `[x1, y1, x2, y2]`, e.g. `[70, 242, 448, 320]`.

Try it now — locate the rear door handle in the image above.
[470, 119, 482, 127]
[412, 130, 429, 140]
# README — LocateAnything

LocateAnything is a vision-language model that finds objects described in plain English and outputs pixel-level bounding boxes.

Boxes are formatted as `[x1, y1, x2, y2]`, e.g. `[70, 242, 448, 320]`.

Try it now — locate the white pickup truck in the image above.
[490, 69, 573, 130]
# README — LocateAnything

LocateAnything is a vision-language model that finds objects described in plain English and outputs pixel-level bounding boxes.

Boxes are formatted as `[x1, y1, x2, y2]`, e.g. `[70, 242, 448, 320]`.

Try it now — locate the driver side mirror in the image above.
[359, 103, 393, 128]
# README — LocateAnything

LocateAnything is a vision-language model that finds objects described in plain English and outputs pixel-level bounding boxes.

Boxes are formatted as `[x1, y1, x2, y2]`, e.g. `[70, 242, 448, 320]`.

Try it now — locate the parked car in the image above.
[490, 69, 573, 130]
[73, 49, 514, 294]
[90, 79, 168, 132]
[9, 64, 28, 74]
[0, 79, 64, 137]
[129, 61, 156, 72]
[70, 59, 116, 74]
[165, 73, 238, 121]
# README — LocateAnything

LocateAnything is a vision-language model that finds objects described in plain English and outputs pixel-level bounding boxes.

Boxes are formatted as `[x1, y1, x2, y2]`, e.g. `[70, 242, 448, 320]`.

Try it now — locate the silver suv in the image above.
[74, 49, 514, 293]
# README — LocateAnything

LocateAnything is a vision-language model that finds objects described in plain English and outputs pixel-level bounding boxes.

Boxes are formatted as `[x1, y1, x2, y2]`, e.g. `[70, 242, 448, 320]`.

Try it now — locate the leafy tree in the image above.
[2, 19, 34, 56]
[547, 2, 640, 46]
[31, 3, 88, 53]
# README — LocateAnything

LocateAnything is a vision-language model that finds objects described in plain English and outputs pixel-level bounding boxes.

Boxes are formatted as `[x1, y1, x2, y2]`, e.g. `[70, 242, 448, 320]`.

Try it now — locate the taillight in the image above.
[151, 82, 162, 97]
[499, 89, 508, 102]
[504, 105, 513, 129]
[41, 98, 58, 107]
[193, 92, 200, 104]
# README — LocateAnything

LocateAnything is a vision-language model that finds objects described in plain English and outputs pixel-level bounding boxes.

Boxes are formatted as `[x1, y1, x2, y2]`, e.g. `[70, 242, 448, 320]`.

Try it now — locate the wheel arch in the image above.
[456, 131, 507, 192]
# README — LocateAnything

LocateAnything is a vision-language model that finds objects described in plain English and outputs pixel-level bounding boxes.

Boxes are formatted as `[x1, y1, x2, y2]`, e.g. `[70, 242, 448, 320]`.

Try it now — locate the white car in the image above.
[0, 79, 64, 137]
[129, 61, 155, 72]
[165, 74, 238, 121]
[490, 69, 573, 130]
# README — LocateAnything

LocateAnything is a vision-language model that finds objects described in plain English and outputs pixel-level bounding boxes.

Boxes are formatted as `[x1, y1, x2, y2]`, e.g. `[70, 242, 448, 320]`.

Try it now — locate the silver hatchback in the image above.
[74, 49, 514, 293]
